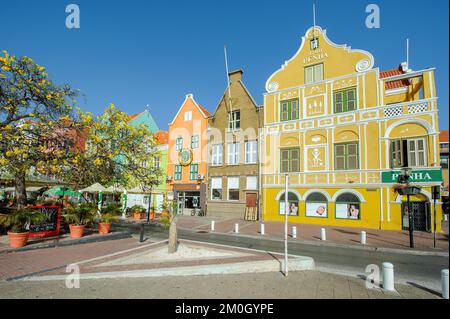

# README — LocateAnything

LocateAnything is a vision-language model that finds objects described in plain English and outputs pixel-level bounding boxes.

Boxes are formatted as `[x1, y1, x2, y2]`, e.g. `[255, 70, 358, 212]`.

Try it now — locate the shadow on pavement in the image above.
[407, 282, 442, 297]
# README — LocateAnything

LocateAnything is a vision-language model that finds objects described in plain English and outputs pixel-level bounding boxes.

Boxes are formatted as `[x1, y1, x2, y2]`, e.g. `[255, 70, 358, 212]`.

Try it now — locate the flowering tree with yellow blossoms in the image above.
[63, 104, 163, 193]
[0, 51, 78, 207]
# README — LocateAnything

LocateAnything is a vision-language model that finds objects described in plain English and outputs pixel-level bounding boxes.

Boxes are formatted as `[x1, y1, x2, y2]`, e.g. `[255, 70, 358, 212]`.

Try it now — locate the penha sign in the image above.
[382, 169, 443, 184]
[28, 206, 62, 238]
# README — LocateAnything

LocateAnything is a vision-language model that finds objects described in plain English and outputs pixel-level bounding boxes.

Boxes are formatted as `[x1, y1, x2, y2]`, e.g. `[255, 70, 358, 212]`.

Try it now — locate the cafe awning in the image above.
[79, 183, 106, 193]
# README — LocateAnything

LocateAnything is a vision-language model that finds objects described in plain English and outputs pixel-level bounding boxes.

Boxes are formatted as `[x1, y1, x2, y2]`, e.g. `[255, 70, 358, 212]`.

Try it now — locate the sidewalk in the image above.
[176, 215, 449, 253]
[0, 270, 442, 299]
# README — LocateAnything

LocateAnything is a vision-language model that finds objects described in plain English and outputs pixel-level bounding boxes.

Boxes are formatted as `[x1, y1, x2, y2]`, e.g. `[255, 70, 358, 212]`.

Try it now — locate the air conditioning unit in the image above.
[197, 174, 204, 180]
[166, 176, 173, 182]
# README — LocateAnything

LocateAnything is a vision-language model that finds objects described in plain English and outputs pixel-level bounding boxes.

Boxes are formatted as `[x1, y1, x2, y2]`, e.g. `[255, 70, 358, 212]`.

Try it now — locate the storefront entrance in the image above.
[402, 201, 431, 232]
[177, 191, 200, 215]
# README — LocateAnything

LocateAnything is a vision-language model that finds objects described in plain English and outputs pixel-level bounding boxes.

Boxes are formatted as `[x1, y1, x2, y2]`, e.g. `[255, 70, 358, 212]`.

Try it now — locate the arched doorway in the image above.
[401, 193, 431, 232]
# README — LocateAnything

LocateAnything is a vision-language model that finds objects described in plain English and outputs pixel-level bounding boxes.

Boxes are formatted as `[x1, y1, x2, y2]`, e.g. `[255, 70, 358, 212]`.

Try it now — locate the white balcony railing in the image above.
[383, 100, 430, 118]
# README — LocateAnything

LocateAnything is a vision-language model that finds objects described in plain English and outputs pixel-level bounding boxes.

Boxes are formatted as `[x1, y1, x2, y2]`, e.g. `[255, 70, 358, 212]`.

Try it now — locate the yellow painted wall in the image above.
[261, 25, 442, 232]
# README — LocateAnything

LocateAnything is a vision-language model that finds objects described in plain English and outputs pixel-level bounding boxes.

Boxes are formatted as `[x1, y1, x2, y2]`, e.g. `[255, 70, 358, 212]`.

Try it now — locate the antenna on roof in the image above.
[224, 45, 235, 132]
[313, 3, 316, 28]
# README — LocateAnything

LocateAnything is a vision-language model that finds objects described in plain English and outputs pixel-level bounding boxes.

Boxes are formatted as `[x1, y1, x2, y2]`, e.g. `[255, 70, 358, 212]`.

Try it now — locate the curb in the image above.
[0, 231, 133, 255]
[177, 226, 449, 257]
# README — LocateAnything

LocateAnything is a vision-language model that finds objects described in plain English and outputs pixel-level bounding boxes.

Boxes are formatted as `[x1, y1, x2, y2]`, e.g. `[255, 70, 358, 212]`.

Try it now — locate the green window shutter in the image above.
[281, 149, 289, 173]
[290, 148, 300, 172]
[346, 89, 356, 111]
[334, 92, 343, 113]
[174, 165, 182, 180]
[347, 143, 359, 169]
[335, 144, 346, 170]
[281, 102, 289, 121]
[334, 88, 357, 113]
[290, 100, 299, 120]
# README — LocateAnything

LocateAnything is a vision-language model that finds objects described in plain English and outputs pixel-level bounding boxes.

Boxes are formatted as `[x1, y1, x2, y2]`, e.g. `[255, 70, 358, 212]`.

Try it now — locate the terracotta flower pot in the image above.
[69, 224, 85, 238]
[150, 211, 155, 221]
[133, 212, 141, 220]
[7, 231, 30, 248]
[98, 222, 111, 235]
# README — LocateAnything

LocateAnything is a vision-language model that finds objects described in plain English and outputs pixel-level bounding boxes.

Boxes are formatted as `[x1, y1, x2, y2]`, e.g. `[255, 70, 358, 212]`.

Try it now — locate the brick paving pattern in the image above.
[0, 270, 442, 299]
[0, 238, 141, 281]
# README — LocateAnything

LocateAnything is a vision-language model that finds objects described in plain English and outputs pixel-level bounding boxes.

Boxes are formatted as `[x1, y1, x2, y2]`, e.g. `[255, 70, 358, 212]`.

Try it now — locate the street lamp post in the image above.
[397, 167, 421, 249]
[284, 174, 289, 277]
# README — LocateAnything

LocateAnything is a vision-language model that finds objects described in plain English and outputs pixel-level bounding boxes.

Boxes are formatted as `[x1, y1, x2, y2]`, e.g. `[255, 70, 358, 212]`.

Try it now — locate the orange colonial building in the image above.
[167, 94, 211, 215]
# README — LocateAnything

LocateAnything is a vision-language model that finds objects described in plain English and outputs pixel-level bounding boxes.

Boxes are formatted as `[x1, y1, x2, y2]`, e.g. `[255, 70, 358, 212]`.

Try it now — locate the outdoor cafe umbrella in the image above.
[43, 186, 81, 197]
[79, 183, 106, 193]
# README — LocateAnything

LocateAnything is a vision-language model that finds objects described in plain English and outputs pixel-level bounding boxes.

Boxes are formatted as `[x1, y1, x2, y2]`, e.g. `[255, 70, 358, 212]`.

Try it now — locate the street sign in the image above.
[382, 169, 443, 183]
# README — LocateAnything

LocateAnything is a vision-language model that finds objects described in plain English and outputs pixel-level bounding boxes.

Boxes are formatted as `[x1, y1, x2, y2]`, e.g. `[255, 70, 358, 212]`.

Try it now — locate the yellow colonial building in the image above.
[261, 26, 443, 232]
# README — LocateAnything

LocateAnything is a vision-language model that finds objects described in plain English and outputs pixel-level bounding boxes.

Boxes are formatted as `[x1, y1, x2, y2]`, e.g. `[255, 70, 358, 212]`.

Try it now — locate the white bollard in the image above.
[320, 228, 326, 241]
[211, 221, 215, 232]
[382, 262, 395, 291]
[234, 223, 239, 234]
[442, 269, 449, 299]
[260, 223, 265, 236]
[292, 226, 297, 239]
[444, 214, 448, 222]
[360, 231, 367, 245]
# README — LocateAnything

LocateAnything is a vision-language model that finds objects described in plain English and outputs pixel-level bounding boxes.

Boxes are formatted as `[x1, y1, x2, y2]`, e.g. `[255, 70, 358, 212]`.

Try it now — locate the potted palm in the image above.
[98, 204, 122, 234]
[0, 208, 46, 248]
[62, 203, 97, 238]
[131, 205, 145, 220]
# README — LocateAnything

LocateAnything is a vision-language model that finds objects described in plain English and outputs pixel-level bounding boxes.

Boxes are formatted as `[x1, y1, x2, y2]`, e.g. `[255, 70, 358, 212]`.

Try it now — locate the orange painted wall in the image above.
[167, 94, 210, 190]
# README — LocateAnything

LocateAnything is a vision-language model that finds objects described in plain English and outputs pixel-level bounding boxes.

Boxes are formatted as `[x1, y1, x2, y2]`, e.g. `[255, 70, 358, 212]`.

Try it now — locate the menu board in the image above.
[28, 206, 61, 238]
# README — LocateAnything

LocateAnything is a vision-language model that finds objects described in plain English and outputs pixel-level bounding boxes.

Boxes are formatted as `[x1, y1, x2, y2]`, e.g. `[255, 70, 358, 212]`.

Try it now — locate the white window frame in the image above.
[305, 63, 323, 84]
[245, 140, 258, 164]
[407, 137, 427, 168]
[227, 176, 240, 201]
[246, 176, 257, 190]
[184, 111, 192, 121]
[211, 177, 222, 200]
[390, 137, 428, 168]
[175, 137, 183, 151]
[227, 142, 240, 165]
[211, 144, 223, 166]
[191, 135, 199, 149]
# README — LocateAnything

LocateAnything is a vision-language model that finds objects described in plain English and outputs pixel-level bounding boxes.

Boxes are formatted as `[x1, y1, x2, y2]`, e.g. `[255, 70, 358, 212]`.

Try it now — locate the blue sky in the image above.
[1, 0, 448, 130]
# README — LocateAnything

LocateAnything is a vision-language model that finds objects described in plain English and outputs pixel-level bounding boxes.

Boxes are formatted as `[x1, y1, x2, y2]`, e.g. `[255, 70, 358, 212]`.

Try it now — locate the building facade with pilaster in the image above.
[261, 26, 443, 232]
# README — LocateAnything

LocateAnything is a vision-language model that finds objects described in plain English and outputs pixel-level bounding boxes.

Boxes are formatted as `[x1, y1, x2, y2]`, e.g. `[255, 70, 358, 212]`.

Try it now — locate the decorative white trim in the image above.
[383, 118, 435, 139]
[394, 189, 432, 203]
[331, 189, 366, 203]
[385, 87, 408, 95]
[169, 94, 209, 126]
[265, 25, 375, 92]
[303, 189, 332, 202]
[275, 189, 302, 201]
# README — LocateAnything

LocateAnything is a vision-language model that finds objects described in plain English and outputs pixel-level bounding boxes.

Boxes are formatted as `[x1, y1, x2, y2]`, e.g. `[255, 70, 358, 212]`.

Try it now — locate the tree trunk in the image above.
[168, 216, 178, 254]
[15, 172, 27, 208]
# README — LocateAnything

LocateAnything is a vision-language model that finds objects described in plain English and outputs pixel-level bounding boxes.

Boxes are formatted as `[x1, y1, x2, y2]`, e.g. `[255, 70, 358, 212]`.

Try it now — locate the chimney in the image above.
[228, 69, 243, 83]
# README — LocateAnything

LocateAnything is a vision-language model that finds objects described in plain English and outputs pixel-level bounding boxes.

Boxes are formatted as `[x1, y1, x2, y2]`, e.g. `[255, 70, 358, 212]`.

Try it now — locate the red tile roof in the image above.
[440, 130, 449, 143]
[198, 104, 211, 118]
[380, 67, 410, 90]
[154, 130, 169, 145]
[128, 111, 144, 121]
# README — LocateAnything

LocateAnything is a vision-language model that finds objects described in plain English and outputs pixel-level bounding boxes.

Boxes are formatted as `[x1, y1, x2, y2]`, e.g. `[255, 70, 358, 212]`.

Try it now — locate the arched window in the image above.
[305, 193, 328, 218]
[335, 193, 361, 220]
[279, 192, 299, 216]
